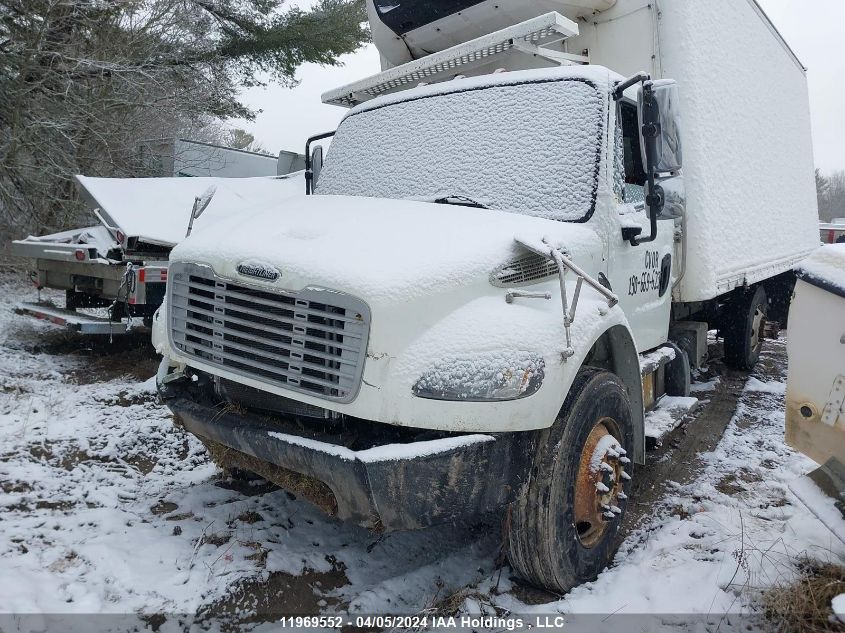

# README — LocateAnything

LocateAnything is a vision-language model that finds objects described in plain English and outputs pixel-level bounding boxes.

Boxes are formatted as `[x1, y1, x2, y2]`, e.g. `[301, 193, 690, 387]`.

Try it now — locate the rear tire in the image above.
[722, 286, 767, 370]
[507, 368, 633, 593]
[664, 340, 691, 397]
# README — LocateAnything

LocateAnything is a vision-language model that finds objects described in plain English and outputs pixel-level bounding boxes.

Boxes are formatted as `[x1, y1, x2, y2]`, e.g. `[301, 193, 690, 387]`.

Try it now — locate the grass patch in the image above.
[763, 558, 845, 632]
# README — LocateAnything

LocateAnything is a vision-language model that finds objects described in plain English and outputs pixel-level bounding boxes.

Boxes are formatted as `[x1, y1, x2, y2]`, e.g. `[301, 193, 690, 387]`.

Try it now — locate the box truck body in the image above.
[340, 0, 821, 302]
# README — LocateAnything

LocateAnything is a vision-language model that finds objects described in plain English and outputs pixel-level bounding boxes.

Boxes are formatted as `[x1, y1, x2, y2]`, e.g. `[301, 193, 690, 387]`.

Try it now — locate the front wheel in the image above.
[507, 368, 633, 593]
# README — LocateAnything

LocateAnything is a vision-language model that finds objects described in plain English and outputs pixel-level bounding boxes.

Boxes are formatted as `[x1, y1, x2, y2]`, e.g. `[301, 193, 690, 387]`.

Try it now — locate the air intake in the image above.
[490, 253, 558, 287]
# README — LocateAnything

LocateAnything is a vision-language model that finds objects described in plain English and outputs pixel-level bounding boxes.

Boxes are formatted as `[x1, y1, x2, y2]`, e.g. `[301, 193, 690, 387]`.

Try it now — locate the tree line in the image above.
[0, 0, 368, 237]
[816, 169, 845, 223]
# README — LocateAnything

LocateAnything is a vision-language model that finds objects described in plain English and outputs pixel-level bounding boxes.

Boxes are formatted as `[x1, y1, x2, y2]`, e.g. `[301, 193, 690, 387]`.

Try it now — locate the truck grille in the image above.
[169, 262, 370, 403]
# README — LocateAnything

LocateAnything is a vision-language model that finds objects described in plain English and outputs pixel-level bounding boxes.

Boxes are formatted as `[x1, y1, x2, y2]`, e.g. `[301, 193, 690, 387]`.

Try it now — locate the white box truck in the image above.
[153, 0, 820, 592]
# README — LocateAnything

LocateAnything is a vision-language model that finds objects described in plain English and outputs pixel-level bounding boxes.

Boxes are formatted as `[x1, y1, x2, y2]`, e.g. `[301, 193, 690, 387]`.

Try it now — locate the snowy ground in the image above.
[1, 273, 844, 630]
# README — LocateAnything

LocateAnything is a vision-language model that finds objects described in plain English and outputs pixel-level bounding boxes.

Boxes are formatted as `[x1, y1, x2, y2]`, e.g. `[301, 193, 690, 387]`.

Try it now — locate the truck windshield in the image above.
[315, 78, 604, 223]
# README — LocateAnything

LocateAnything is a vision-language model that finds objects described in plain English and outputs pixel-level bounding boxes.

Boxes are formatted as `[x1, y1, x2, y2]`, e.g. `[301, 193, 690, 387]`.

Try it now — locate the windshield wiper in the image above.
[433, 195, 489, 209]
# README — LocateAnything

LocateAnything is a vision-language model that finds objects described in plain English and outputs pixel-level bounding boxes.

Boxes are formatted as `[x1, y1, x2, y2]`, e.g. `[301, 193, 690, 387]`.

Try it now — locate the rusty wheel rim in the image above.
[573, 418, 628, 549]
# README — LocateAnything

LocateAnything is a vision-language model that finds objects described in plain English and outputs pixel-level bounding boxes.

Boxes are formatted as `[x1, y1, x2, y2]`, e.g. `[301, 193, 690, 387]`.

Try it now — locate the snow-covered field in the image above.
[1, 272, 843, 630]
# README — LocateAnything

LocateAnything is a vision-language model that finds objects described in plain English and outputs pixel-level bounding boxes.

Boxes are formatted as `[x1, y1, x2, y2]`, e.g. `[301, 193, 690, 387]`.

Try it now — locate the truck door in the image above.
[608, 101, 676, 353]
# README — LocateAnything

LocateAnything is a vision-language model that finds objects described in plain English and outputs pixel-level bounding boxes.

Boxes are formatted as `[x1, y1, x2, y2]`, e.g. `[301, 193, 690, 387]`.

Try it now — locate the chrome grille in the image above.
[490, 253, 558, 287]
[169, 262, 370, 403]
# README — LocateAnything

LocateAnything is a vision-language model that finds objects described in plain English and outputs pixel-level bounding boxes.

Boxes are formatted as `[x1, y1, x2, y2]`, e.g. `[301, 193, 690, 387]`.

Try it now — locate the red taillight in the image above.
[74, 249, 85, 261]
[161, 269, 168, 281]
[138, 269, 146, 283]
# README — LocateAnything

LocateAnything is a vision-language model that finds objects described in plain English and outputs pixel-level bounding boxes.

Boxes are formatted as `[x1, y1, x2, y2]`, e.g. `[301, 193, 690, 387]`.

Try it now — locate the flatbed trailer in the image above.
[12, 172, 303, 334]
[13, 302, 144, 335]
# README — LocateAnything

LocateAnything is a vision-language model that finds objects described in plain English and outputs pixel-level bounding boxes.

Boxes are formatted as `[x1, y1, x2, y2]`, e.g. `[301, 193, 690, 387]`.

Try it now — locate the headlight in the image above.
[412, 352, 545, 402]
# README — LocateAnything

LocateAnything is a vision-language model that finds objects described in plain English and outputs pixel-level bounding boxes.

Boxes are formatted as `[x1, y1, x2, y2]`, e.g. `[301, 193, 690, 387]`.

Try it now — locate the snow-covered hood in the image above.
[170, 194, 603, 305]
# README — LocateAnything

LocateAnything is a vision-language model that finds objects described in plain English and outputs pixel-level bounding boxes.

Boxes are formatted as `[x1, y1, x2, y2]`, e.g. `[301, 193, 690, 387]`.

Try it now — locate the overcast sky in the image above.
[237, 0, 844, 172]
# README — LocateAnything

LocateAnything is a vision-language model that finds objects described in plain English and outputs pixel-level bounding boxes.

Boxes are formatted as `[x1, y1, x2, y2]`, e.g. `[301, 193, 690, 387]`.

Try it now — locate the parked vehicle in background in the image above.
[154, 0, 820, 593]
[11, 142, 304, 335]
[786, 245, 845, 518]
[820, 221, 845, 244]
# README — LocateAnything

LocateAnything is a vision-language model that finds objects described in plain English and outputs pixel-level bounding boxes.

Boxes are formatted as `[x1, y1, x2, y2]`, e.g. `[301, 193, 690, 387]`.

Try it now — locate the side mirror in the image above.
[638, 79, 683, 174]
[193, 186, 217, 220]
[185, 185, 216, 238]
[310, 145, 324, 189]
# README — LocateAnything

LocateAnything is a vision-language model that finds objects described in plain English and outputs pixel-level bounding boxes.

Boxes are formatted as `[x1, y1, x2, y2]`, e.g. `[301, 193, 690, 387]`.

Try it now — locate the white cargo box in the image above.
[577, 0, 821, 301]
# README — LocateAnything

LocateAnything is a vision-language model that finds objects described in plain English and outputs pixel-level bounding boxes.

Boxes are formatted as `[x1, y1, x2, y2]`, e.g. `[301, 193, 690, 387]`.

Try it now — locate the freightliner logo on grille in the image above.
[236, 261, 281, 281]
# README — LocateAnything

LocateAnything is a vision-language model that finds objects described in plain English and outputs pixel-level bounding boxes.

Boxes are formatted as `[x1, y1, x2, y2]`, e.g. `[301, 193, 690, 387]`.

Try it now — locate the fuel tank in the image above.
[367, 0, 617, 68]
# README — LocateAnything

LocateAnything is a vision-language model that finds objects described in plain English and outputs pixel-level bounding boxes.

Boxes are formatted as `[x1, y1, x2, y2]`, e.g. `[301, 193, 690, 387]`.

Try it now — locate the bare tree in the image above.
[224, 128, 271, 155]
[813, 169, 845, 223]
[826, 171, 845, 222]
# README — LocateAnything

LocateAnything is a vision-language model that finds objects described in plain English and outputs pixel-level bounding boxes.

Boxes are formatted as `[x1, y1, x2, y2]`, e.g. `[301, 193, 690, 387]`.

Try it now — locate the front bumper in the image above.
[162, 381, 538, 531]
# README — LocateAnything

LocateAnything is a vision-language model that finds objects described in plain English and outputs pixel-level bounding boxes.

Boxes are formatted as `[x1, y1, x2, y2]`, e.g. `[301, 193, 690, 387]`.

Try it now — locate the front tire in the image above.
[507, 368, 633, 593]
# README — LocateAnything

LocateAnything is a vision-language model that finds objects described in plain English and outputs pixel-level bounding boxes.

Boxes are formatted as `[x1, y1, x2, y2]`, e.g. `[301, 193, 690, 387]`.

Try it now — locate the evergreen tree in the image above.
[0, 0, 369, 233]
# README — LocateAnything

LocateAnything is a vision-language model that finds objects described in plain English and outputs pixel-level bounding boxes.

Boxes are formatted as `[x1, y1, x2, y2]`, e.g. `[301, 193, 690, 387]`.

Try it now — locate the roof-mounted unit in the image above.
[322, 12, 582, 108]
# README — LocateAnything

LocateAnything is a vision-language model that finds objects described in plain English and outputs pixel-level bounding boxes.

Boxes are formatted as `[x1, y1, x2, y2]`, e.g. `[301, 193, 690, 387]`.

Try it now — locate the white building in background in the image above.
[138, 138, 305, 178]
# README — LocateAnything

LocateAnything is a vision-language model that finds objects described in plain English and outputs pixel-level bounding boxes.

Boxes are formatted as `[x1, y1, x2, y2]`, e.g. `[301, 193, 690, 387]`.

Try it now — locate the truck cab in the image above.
[154, 0, 820, 593]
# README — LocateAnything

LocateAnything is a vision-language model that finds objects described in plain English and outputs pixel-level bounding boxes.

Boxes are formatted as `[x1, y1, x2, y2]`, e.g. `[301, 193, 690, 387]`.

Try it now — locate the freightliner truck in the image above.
[153, 0, 820, 591]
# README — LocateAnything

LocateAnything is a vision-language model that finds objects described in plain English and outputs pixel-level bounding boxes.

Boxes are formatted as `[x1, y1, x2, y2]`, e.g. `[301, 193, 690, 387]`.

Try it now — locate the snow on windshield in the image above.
[316, 79, 603, 222]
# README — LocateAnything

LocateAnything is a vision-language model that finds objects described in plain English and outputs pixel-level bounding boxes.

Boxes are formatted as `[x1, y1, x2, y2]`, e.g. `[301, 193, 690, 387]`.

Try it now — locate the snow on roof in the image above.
[338, 65, 619, 121]
[76, 173, 304, 248]
[796, 244, 845, 294]
[323, 11, 583, 107]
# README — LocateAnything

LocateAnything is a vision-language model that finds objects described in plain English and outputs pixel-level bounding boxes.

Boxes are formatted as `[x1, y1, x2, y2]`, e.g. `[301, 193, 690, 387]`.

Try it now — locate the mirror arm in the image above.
[628, 81, 664, 246]
[305, 130, 336, 195]
[185, 197, 200, 238]
[613, 72, 651, 101]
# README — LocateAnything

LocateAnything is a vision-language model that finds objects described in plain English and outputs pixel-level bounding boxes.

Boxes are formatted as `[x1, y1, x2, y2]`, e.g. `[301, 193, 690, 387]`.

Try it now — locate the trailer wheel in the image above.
[507, 368, 633, 593]
[722, 286, 767, 370]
